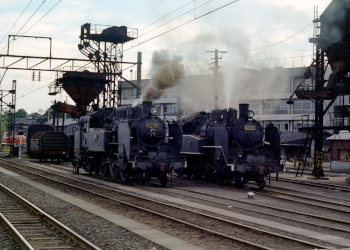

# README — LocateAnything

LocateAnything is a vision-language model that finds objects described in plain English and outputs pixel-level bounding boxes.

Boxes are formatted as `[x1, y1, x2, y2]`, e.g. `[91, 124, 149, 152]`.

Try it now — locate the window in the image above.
[263, 100, 288, 114]
[338, 149, 350, 161]
[293, 101, 315, 114]
[250, 103, 260, 114]
[263, 120, 289, 131]
[164, 103, 177, 115]
[121, 88, 137, 100]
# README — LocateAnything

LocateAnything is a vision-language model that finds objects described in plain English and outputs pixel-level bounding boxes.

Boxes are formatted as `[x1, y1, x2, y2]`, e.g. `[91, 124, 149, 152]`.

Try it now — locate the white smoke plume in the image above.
[220, 28, 250, 109]
[142, 50, 185, 102]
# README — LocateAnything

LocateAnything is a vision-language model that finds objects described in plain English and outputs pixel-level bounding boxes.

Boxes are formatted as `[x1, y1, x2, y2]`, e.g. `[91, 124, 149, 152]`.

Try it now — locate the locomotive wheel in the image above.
[234, 172, 244, 188]
[159, 174, 168, 186]
[256, 178, 266, 189]
[100, 160, 110, 177]
[109, 161, 118, 179]
[119, 171, 128, 182]
[136, 169, 148, 185]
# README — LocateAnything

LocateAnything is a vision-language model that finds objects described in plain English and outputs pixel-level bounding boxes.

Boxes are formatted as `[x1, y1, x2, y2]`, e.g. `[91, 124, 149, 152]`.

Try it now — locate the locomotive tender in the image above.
[180, 104, 283, 188]
[73, 101, 185, 186]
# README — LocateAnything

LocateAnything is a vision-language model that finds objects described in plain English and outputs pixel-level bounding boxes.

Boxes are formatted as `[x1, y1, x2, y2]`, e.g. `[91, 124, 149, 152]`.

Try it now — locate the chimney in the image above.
[142, 101, 152, 115]
[239, 104, 249, 119]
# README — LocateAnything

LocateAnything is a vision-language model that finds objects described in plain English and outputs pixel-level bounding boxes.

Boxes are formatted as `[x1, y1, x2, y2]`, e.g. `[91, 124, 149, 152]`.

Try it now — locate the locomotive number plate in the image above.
[145, 123, 161, 128]
[244, 125, 256, 131]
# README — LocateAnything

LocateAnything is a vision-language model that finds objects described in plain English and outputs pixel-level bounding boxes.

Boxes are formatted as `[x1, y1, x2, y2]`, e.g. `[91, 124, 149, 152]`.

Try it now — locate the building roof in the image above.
[327, 131, 350, 140]
[280, 131, 307, 146]
[280, 130, 332, 147]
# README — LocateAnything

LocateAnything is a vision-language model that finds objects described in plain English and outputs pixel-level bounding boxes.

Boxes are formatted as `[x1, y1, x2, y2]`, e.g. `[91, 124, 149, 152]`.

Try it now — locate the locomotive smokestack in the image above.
[142, 50, 184, 102]
[239, 104, 249, 119]
[142, 101, 152, 115]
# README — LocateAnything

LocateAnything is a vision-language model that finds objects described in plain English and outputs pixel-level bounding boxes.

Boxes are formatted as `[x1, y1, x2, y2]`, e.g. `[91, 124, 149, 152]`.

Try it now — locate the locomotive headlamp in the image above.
[150, 106, 158, 115]
[247, 110, 254, 119]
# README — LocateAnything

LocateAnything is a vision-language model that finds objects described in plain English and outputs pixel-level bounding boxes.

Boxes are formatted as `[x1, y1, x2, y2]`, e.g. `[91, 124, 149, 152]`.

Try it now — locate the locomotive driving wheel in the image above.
[109, 160, 118, 179]
[159, 174, 168, 186]
[136, 169, 148, 185]
[100, 159, 110, 177]
[234, 172, 244, 188]
[256, 177, 266, 189]
[119, 170, 128, 182]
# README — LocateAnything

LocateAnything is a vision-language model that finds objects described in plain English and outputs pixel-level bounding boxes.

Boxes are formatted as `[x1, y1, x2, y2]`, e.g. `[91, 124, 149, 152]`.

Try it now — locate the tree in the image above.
[16, 109, 27, 118]
[29, 112, 41, 120]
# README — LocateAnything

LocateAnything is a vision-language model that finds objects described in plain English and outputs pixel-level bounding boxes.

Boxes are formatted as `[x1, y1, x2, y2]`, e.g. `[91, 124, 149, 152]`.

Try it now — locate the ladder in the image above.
[296, 129, 314, 177]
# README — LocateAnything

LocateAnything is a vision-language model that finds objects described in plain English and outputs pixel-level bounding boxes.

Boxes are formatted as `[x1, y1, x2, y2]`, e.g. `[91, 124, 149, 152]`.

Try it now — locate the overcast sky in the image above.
[0, 0, 332, 114]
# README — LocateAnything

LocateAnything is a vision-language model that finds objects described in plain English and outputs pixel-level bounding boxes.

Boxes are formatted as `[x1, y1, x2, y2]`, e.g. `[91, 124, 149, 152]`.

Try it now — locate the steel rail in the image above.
[273, 176, 350, 192]
[168, 185, 350, 233]
[0, 212, 34, 250]
[0, 159, 333, 250]
[0, 182, 102, 250]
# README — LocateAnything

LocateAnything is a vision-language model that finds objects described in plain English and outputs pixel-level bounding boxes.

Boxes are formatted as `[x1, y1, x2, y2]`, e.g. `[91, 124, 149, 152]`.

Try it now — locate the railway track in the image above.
[0, 182, 101, 250]
[0, 158, 337, 250]
[166, 183, 350, 233]
[271, 176, 350, 192]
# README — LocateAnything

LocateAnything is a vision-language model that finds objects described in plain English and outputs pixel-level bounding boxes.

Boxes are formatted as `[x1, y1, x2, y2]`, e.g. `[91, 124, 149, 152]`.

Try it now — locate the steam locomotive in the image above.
[73, 102, 185, 186]
[180, 104, 283, 188]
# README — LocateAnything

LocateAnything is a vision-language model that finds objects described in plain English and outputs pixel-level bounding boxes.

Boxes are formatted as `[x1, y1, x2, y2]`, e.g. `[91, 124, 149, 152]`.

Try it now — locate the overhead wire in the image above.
[247, 22, 313, 58]
[1, 0, 47, 54]
[126, 0, 241, 51]
[0, 0, 33, 44]
[139, 0, 195, 32]
[138, 0, 214, 38]
[21, 0, 62, 35]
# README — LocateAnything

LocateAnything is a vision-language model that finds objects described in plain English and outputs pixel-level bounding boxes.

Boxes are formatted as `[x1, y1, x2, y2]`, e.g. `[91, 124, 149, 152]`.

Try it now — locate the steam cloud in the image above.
[143, 50, 185, 102]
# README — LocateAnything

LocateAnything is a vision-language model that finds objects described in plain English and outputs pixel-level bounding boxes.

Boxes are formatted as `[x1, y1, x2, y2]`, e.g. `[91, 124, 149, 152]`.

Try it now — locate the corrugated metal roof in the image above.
[327, 131, 350, 140]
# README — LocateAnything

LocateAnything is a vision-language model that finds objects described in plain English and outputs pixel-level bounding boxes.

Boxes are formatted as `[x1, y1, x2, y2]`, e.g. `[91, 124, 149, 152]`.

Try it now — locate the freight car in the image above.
[180, 104, 283, 188]
[30, 131, 70, 162]
[26, 124, 55, 156]
[73, 102, 185, 186]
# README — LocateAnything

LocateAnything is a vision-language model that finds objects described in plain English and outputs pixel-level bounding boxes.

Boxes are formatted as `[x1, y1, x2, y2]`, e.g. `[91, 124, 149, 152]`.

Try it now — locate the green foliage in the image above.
[29, 112, 41, 120]
[1, 111, 10, 135]
[16, 108, 27, 118]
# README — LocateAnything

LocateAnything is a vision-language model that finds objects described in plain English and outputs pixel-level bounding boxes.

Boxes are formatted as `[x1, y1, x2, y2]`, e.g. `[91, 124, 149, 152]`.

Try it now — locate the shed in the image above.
[327, 131, 350, 172]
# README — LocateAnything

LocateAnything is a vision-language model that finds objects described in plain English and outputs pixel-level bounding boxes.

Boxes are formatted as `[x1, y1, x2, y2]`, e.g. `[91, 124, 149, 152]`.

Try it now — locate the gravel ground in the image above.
[0, 172, 168, 250]
[0, 224, 21, 250]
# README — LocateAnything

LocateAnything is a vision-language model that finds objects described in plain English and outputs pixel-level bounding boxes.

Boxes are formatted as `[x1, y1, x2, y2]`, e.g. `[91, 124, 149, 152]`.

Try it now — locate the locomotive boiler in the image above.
[180, 104, 283, 188]
[73, 102, 185, 186]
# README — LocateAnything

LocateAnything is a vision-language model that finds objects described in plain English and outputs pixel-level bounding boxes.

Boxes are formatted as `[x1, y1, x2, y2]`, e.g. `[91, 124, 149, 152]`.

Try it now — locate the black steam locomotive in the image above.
[73, 102, 185, 186]
[180, 104, 283, 188]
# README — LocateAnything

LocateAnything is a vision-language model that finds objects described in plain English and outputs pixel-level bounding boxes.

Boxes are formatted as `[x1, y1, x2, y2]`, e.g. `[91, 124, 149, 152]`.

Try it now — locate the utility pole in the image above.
[137, 52, 142, 99]
[207, 49, 226, 109]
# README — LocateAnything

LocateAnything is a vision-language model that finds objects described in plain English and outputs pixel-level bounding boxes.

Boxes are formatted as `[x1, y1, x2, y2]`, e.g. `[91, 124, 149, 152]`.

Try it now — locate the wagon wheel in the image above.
[109, 160, 118, 179]
[99, 159, 110, 177]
